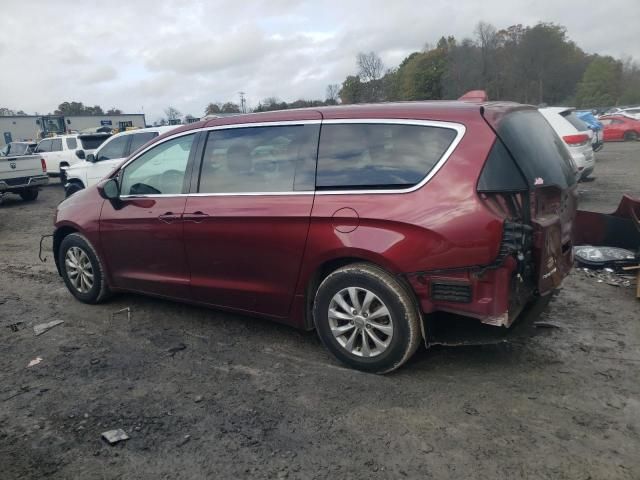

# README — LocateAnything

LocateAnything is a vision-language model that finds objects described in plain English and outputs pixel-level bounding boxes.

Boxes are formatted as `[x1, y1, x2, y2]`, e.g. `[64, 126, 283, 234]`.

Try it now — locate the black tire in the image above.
[59, 165, 69, 184]
[19, 188, 39, 201]
[623, 131, 638, 142]
[313, 263, 421, 374]
[59, 233, 111, 304]
[65, 181, 84, 198]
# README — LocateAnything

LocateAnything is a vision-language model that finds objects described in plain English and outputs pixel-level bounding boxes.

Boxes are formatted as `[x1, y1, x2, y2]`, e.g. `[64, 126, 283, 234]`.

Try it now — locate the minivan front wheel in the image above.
[59, 233, 110, 304]
[313, 263, 421, 373]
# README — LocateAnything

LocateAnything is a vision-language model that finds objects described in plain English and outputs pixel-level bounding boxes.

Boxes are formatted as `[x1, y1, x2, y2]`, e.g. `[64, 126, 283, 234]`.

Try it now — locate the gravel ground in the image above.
[1, 143, 639, 479]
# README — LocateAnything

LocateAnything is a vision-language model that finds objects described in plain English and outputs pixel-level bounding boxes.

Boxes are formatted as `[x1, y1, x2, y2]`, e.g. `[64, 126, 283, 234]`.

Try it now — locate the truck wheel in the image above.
[313, 263, 421, 374]
[65, 182, 84, 198]
[59, 233, 111, 304]
[19, 189, 39, 201]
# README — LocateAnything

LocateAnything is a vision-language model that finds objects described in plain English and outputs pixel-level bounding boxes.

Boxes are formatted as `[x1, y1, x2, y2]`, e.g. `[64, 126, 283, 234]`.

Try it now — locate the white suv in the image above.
[35, 133, 110, 180]
[539, 107, 595, 181]
[64, 126, 176, 197]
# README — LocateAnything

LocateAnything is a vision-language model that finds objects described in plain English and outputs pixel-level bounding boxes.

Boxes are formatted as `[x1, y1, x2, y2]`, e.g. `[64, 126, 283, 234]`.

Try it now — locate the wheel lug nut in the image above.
[363, 313, 368, 318]
[366, 324, 371, 329]
[352, 309, 357, 315]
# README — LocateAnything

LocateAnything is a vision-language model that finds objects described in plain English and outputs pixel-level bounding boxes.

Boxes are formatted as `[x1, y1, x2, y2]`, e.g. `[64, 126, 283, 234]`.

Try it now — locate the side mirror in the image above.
[86, 153, 95, 163]
[76, 150, 85, 160]
[98, 178, 120, 200]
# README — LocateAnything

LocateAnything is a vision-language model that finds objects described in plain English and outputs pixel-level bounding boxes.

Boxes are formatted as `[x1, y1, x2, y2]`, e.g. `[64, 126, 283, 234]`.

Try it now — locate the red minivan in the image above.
[53, 102, 577, 373]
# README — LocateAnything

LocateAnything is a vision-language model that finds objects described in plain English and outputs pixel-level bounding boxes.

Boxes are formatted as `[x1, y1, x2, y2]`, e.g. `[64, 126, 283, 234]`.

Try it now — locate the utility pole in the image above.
[239, 92, 247, 113]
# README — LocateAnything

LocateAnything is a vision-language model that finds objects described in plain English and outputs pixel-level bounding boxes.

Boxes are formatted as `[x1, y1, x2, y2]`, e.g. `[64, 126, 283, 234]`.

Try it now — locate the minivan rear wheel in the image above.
[59, 233, 111, 304]
[313, 263, 421, 373]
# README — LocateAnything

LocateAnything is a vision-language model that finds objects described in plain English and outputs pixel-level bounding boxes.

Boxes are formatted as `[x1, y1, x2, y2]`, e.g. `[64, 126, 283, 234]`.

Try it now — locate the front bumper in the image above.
[0, 175, 49, 192]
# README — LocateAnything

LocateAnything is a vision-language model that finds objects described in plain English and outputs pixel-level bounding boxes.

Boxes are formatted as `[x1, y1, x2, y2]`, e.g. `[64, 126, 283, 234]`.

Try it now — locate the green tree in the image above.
[575, 56, 623, 108]
[339, 75, 364, 104]
[55, 101, 104, 115]
[395, 44, 449, 101]
[106, 108, 122, 114]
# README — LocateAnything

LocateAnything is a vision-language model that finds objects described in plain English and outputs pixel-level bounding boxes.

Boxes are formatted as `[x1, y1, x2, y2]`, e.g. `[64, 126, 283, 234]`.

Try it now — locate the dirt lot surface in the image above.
[1, 143, 639, 479]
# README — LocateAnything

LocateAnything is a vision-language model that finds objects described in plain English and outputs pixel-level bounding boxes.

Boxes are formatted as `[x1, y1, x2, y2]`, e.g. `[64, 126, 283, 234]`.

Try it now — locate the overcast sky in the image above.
[1, 0, 639, 122]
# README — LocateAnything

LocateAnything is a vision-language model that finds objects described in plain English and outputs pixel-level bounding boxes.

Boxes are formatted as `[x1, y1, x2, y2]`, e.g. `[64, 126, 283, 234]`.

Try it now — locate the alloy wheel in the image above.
[328, 287, 394, 358]
[65, 246, 94, 293]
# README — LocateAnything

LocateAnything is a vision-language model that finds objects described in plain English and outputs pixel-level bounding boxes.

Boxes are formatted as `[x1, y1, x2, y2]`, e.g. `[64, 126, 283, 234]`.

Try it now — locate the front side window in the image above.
[51, 138, 63, 151]
[316, 123, 457, 189]
[36, 139, 52, 152]
[97, 135, 130, 161]
[66, 137, 77, 150]
[198, 124, 319, 193]
[120, 134, 195, 196]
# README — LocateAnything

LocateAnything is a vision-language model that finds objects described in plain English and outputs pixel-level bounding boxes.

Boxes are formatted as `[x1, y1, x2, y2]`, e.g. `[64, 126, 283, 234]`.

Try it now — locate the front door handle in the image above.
[183, 211, 210, 223]
[158, 212, 181, 224]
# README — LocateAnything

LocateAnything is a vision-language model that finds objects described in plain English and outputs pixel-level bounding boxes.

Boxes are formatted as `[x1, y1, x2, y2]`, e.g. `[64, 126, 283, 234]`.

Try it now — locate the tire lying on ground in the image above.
[313, 262, 421, 374]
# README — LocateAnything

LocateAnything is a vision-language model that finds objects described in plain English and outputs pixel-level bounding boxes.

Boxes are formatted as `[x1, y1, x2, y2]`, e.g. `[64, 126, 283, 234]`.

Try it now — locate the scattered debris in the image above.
[101, 429, 130, 445]
[6, 322, 23, 332]
[90, 358, 101, 365]
[33, 319, 64, 336]
[168, 343, 187, 357]
[111, 307, 131, 321]
[578, 268, 635, 288]
[178, 434, 191, 447]
[194, 395, 203, 403]
[534, 320, 563, 329]
[27, 357, 43, 368]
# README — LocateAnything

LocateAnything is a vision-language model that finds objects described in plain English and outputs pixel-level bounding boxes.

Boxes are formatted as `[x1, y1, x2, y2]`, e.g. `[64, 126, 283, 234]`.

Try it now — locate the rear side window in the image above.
[129, 132, 159, 154]
[198, 124, 320, 193]
[51, 138, 63, 151]
[79, 136, 109, 150]
[36, 139, 52, 152]
[316, 123, 457, 190]
[97, 135, 130, 161]
[477, 139, 527, 193]
[561, 111, 588, 132]
[66, 137, 77, 150]
[495, 110, 576, 189]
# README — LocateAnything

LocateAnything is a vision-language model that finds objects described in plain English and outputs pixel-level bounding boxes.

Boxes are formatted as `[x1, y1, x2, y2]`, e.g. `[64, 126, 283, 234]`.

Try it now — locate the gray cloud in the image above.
[0, 0, 638, 122]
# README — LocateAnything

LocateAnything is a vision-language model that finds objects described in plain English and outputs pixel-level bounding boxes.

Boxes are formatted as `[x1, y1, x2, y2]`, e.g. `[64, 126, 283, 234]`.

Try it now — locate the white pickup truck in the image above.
[0, 154, 49, 202]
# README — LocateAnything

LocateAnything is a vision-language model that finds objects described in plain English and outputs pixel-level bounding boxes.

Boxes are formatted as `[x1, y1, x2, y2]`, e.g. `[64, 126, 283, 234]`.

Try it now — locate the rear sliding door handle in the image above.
[158, 212, 181, 224]
[183, 211, 210, 223]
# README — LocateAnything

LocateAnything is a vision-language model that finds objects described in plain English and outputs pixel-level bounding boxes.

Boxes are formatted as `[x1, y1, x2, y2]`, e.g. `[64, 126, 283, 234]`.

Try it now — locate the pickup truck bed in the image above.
[0, 154, 49, 201]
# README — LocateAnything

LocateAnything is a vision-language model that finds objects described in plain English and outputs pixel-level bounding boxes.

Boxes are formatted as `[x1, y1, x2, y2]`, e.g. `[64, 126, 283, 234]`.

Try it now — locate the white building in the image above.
[0, 113, 146, 147]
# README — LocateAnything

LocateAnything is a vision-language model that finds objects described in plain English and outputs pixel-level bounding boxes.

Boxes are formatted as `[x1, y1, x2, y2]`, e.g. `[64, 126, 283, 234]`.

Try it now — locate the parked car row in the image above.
[63, 126, 176, 197]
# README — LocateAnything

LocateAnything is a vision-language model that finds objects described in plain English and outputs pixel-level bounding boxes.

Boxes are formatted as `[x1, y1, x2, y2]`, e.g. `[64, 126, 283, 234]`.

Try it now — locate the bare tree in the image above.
[164, 106, 181, 122]
[325, 84, 340, 103]
[357, 52, 384, 82]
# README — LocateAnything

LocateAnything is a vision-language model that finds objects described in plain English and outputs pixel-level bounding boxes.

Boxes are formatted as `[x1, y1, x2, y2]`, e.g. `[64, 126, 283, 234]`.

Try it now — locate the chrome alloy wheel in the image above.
[328, 287, 394, 358]
[65, 246, 94, 293]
